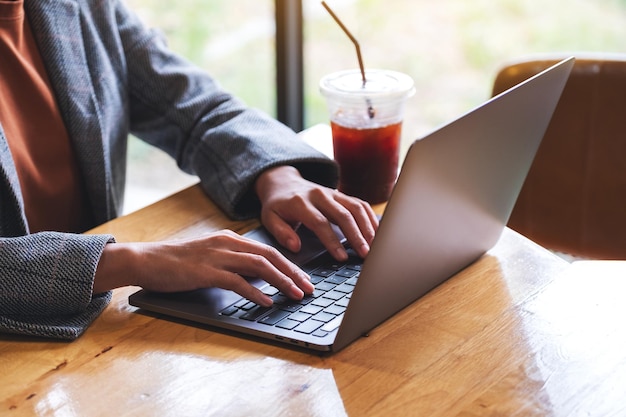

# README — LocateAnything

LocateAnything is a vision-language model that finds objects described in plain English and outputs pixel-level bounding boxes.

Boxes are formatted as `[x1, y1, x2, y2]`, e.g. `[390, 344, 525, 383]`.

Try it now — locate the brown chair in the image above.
[492, 54, 626, 259]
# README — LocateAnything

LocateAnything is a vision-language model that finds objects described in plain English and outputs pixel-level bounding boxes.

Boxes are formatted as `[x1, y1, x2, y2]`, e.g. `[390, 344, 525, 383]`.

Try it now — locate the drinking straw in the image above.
[321, 1, 375, 118]
[321, 1, 366, 87]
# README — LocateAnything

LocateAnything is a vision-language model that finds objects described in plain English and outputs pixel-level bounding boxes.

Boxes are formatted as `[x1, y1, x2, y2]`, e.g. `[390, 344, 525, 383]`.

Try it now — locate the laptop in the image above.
[129, 57, 574, 352]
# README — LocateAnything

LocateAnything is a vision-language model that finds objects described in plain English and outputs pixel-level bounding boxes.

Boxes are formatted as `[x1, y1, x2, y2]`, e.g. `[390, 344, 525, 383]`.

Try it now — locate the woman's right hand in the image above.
[93, 230, 314, 307]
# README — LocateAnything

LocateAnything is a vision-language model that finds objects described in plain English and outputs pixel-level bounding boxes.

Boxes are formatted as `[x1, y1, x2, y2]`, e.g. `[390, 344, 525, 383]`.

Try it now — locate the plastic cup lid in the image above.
[320, 69, 415, 102]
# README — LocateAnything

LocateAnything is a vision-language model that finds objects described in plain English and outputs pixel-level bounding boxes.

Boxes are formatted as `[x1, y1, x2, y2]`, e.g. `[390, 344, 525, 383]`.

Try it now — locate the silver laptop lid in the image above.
[332, 57, 574, 351]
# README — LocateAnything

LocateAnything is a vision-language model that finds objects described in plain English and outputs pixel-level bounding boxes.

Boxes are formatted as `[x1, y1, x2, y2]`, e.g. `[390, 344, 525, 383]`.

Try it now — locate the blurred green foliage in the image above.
[124, 0, 626, 206]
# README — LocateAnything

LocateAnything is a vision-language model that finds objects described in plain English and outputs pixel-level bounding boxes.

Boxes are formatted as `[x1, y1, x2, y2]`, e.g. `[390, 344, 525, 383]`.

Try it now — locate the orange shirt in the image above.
[0, 0, 92, 233]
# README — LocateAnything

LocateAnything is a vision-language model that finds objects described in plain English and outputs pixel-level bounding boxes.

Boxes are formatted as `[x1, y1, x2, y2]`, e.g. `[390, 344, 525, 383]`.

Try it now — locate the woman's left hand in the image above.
[255, 165, 379, 261]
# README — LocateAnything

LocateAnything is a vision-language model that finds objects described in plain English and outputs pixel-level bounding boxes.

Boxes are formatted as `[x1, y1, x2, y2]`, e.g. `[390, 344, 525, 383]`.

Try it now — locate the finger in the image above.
[330, 194, 379, 257]
[210, 270, 275, 307]
[299, 190, 375, 259]
[229, 252, 312, 299]
[261, 209, 302, 253]
[219, 235, 315, 296]
[298, 208, 350, 261]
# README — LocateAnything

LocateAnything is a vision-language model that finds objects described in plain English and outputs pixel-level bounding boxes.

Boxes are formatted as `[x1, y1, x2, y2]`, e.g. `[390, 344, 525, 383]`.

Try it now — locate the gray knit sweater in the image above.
[0, 0, 337, 340]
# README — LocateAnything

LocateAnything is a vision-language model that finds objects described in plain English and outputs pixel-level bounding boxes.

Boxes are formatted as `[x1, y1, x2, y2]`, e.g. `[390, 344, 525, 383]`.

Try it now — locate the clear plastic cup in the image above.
[320, 69, 415, 203]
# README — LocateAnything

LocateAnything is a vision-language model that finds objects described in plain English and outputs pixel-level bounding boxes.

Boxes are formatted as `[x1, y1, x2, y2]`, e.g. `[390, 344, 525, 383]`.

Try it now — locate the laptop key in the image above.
[220, 306, 239, 316]
[262, 286, 279, 296]
[240, 306, 272, 321]
[312, 289, 326, 298]
[311, 297, 334, 308]
[323, 290, 345, 301]
[324, 261, 344, 270]
[312, 268, 335, 277]
[277, 301, 303, 313]
[335, 296, 351, 308]
[258, 309, 291, 325]
[296, 296, 313, 305]
[272, 294, 289, 304]
[234, 298, 249, 308]
[315, 281, 337, 292]
[335, 269, 357, 278]
[289, 311, 313, 322]
[310, 275, 325, 284]
[345, 277, 358, 286]
[334, 283, 354, 294]
[294, 319, 324, 334]
[325, 275, 347, 285]
[324, 304, 346, 315]
[299, 304, 323, 315]
[312, 329, 329, 337]
[321, 313, 344, 332]
[312, 311, 335, 323]
[276, 318, 299, 330]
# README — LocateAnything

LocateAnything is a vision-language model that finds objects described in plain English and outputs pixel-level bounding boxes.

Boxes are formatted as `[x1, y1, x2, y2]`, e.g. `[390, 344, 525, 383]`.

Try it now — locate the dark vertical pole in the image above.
[275, 0, 304, 132]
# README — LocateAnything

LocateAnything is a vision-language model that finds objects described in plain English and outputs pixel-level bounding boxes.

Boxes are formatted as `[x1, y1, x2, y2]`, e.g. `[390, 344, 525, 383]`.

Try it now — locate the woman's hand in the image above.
[93, 230, 314, 307]
[255, 165, 379, 261]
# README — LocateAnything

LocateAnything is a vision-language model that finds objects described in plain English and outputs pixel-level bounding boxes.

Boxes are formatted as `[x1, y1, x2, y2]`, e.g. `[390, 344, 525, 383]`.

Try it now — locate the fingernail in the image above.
[290, 285, 305, 299]
[335, 247, 348, 260]
[286, 237, 299, 252]
[302, 278, 315, 293]
[260, 295, 273, 307]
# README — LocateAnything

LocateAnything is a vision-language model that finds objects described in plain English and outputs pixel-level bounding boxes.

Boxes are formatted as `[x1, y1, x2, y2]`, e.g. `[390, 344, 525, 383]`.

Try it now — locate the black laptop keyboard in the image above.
[219, 249, 362, 337]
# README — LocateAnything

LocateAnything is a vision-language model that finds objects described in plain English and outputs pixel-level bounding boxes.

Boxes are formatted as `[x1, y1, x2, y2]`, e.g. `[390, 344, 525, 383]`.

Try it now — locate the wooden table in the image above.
[2, 184, 625, 416]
